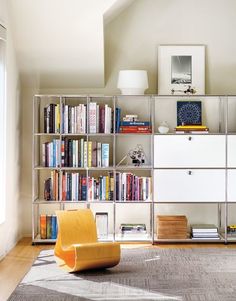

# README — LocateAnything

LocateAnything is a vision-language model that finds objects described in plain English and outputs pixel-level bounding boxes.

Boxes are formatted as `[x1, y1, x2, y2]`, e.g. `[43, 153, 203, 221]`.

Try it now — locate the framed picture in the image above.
[95, 212, 108, 238]
[177, 101, 202, 126]
[158, 45, 205, 95]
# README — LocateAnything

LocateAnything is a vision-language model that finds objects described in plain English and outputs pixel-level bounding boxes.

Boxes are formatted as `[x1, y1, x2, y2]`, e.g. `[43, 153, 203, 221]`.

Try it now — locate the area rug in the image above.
[8, 247, 236, 301]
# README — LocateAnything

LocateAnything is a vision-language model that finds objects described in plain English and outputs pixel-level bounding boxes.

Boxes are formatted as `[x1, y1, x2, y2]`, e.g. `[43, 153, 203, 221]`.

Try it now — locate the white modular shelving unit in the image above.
[32, 95, 236, 244]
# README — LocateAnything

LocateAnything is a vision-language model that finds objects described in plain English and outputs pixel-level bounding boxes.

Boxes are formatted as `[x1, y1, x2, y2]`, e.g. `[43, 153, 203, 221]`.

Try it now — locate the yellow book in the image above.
[56, 104, 60, 133]
[88, 141, 92, 168]
[105, 176, 109, 200]
[176, 125, 207, 129]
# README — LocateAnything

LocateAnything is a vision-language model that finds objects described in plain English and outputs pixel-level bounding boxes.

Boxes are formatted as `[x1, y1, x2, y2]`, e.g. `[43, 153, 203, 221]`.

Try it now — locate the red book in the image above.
[40, 215, 47, 239]
[99, 106, 105, 133]
[119, 126, 151, 133]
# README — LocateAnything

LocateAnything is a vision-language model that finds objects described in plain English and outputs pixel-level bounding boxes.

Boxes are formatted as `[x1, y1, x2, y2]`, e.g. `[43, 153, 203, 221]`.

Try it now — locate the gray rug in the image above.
[8, 247, 236, 301]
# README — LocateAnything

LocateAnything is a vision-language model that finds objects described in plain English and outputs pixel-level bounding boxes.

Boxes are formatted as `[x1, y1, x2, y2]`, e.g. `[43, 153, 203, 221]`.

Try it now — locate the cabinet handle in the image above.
[188, 136, 192, 141]
[188, 171, 192, 175]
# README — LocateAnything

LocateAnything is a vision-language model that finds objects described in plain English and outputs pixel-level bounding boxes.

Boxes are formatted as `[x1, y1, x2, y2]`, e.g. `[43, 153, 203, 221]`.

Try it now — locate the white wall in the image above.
[0, 0, 21, 258]
[21, 0, 236, 236]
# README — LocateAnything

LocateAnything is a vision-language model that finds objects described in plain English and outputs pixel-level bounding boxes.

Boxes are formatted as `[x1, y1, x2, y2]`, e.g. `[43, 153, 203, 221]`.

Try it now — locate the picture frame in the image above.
[95, 212, 108, 238]
[158, 45, 205, 95]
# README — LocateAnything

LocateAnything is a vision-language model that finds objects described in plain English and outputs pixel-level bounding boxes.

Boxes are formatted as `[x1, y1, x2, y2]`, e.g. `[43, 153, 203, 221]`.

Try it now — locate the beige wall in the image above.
[0, 0, 21, 258]
[105, 0, 236, 95]
[21, 0, 236, 236]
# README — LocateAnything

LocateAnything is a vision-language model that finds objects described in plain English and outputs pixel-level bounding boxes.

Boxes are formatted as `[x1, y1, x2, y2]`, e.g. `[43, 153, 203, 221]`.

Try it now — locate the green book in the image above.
[46, 215, 52, 239]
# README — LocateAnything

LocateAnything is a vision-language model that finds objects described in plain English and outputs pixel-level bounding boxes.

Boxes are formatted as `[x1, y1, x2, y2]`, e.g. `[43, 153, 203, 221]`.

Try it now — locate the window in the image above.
[0, 24, 6, 224]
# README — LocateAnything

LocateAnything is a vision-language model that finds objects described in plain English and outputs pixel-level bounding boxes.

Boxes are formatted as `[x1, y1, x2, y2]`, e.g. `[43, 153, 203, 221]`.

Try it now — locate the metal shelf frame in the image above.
[32, 94, 236, 244]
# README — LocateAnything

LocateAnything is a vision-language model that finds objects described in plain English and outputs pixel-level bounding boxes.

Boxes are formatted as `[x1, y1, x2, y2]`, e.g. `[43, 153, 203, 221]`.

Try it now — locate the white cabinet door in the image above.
[154, 169, 225, 202]
[154, 135, 225, 168]
[228, 135, 236, 167]
[228, 170, 236, 202]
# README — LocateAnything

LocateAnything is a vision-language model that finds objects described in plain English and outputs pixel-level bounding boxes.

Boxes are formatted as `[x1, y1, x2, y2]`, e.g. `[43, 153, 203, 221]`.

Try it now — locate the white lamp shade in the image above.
[117, 70, 149, 95]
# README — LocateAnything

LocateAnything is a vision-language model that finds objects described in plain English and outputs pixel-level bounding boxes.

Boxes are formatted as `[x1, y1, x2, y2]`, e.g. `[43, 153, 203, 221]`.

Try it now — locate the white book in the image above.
[108, 107, 111, 133]
[142, 177, 146, 201]
[89, 102, 97, 134]
[75, 140, 78, 167]
[84, 104, 87, 133]
[72, 140, 75, 167]
[105, 104, 108, 133]
[96, 104, 99, 133]
[81, 138, 84, 167]
[64, 105, 68, 133]
[122, 173, 126, 201]
[84, 141, 87, 167]
[119, 173, 122, 201]
[77, 105, 81, 133]
[101, 143, 109, 167]
[74, 106, 77, 134]
[71, 107, 75, 134]
[42, 143, 46, 166]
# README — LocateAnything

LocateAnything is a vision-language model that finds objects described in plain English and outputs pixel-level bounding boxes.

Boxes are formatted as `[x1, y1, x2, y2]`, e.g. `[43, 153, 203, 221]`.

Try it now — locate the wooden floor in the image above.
[0, 238, 236, 301]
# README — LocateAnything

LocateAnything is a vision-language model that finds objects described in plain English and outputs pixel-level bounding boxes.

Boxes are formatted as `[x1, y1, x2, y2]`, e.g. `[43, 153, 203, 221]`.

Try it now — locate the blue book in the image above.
[101, 144, 109, 167]
[120, 121, 150, 126]
[51, 215, 57, 239]
[53, 140, 56, 167]
[115, 108, 121, 133]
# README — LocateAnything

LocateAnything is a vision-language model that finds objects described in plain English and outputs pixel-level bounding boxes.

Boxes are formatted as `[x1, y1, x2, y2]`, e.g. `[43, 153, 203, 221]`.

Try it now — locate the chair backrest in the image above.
[56, 209, 98, 248]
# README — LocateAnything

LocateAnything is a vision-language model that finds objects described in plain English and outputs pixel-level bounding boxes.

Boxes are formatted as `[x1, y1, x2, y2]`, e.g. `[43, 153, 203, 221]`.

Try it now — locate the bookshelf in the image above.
[32, 95, 236, 244]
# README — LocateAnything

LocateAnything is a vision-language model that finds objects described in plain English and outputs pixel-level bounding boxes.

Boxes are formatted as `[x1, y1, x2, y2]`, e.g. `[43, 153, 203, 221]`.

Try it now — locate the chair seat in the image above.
[54, 209, 120, 272]
[55, 242, 120, 272]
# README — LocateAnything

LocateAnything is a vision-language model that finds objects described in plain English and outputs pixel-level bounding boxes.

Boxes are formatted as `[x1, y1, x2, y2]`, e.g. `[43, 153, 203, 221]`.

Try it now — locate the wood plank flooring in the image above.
[0, 237, 235, 301]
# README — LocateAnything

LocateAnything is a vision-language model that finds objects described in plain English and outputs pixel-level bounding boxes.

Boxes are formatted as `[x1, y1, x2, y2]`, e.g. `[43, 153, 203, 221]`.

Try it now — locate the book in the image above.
[120, 121, 151, 126]
[191, 224, 218, 233]
[89, 102, 97, 133]
[51, 215, 57, 239]
[102, 144, 109, 167]
[46, 215, 52, 239]
[40, 215, 47, 239]
[88, 141, 92, 168]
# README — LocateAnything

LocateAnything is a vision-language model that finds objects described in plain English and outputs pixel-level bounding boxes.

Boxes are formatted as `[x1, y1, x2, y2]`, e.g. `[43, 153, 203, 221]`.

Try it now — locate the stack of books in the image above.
[120, 223, 147, 237]
[175, 125, 209, 134]
[191, 224, 220, 240]
[61, 173, 87, 201]
[88, 173, 114, 201]
[115, 109, 151, 133]
[156, 215, 188, 239]
[44, 170, 60, 201]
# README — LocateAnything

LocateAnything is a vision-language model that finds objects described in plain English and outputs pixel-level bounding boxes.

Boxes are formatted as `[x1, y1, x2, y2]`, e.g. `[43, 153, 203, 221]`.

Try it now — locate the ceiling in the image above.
[8, 0, 135, 88]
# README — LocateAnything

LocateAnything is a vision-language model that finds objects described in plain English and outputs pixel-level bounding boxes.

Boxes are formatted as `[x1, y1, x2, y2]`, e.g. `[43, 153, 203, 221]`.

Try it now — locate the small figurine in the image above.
[117, 144, 147, 166]
[171, 85, 196, 95]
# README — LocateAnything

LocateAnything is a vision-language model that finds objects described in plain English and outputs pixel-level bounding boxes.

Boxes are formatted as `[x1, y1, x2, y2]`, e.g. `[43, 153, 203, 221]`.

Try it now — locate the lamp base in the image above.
[119, 88, 146, 95]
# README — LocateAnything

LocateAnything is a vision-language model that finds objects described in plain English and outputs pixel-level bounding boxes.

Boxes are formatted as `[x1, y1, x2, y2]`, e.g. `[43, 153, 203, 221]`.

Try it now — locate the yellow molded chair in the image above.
[54, 209, 120, 272]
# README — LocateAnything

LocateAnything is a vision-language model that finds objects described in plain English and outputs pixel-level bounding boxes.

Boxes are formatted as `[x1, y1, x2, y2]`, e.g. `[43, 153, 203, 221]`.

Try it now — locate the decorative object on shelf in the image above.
[177, 101, 202, 126]
[117, 70, 149, 95]
[158, 121, 169, 134]
[117, 144, 147, 167]
[95, 212, 108, 238]
[227, 225, 236, 234]
[158, 45, 205, 95]
[156, 215, 188, 239]
[171, 85, 196, 95]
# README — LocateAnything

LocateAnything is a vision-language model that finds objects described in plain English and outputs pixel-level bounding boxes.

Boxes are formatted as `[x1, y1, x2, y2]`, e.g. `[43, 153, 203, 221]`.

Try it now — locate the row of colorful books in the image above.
[61, 138, 109, 168]
[42, 139, 109, 168]
[116, 173, 152, 201]
[44, 172, 151, 201]
[44, 104, 60, 134]
[40, 214, 57, 239]
[43, 103, 151, 135]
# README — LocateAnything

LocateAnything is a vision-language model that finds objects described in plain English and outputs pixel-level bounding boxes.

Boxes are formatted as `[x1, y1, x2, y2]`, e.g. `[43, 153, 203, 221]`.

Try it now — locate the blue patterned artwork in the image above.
[177, 101, 202, 126]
